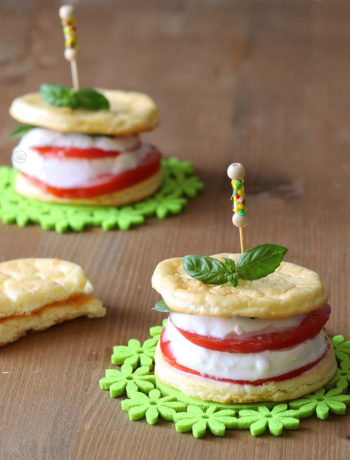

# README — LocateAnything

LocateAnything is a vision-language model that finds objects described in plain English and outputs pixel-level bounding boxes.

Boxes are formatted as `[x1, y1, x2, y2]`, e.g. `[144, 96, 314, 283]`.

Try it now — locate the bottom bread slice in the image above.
[0, 294, 106, 346]
[154, 341, 337, 403]
[15, 169, 163, 206]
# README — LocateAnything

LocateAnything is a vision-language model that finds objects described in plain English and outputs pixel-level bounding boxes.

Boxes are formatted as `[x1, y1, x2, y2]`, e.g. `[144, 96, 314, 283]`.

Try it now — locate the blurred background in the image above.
[1, 1, 350, 458]
[1, 0, 349, 267]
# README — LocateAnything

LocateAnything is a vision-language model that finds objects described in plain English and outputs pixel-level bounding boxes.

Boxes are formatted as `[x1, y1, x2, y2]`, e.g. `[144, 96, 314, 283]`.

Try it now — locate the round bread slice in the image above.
[0, 258, 93, 319]
[152, 254, 328, 318]
[15, 168, 163, 206]
[9, 89, 159, 135]
[154, 341, 337, 403]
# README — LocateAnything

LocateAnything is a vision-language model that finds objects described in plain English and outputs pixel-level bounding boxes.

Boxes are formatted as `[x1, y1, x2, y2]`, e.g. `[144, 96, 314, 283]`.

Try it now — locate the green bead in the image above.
[238, 210, 245, 216]
[237, 181, 242, 189]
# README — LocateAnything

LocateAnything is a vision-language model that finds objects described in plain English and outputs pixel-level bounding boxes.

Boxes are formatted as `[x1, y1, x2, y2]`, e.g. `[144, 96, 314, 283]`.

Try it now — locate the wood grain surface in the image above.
[0, 0, 349, 459]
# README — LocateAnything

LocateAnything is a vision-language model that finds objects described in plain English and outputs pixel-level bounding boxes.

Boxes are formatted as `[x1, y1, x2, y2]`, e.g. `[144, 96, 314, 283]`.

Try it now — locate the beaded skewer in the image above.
[59, 5, 80, 90]
[227, 163, 248, 253]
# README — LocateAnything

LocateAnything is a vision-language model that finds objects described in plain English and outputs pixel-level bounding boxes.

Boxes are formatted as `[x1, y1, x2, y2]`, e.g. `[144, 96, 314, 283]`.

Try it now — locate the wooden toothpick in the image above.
[59, 5, 80, 90]
[227, 163, 248, 253]
[239, 227, 246, 253]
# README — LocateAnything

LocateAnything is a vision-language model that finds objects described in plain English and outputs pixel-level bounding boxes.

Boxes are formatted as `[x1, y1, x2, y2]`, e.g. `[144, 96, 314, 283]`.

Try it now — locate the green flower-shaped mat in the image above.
[99, 322, 350, 438]
[0, 158, 203, 232]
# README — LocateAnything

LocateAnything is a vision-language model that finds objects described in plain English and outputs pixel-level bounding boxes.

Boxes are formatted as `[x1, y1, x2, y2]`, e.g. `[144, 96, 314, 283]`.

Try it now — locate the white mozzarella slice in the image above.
[170, 312, 306, 338]
[17, 128, 139, 151]
[162, 320, 327, 381]
[12, 143, 151, 188]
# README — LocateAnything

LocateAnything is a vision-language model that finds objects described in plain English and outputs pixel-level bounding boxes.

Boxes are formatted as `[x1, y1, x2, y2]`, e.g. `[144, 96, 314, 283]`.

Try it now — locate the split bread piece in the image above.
[0, 258, 105, 346]
[9, 89, 159, 136]
[152, 253, 329, 318]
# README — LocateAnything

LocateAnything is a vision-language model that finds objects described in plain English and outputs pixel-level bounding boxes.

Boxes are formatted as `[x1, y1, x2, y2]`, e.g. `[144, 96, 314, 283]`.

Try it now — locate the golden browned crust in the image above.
[0, 294, 106, 346]
[0, 258, 93, 318]
[15, 168, 163, 206]
[151, 254, 328, 318]
[9, 89, 159, 135]
[154, 341, 337, 403]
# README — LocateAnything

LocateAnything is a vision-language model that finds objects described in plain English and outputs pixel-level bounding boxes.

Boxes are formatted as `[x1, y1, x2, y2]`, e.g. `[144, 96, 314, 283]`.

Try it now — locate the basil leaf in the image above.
[152, 300, 173, 313]
[74, 88, 110, 110]
[223, 257, 235, 273]
[89, 133, 115, 138]
[182, 255, 229, 284]
[227, 271, 239, 287]
[39, 83, 110, 111]
[10, 123, 37, 138]
[236, 244, 288, 281]
[40, 83, 76, 108]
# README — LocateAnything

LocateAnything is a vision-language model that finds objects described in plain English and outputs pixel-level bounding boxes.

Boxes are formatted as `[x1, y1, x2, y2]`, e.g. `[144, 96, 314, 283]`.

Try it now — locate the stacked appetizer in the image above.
[9, 84, 163, 206]
[152, 245, 337, 403]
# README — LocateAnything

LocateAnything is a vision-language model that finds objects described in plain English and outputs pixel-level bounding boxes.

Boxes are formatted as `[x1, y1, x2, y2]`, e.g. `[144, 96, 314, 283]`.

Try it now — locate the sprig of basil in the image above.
[152, 300, 173, 313]
[182, 244, 288, 287]
[10, 123, 38, 138]
[236, 244, 288, 280]
[181, 256, 229, 285]
[74, 88, 110, 110]
[40, 83, 76, 108]
[39, 83, 110, 111]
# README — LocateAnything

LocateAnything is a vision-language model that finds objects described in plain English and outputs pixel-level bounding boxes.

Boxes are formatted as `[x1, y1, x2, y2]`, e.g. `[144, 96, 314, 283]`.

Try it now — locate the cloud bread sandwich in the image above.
[0, 258, 105, 346]
[152, 164, 337, 404]
[9, 87, 163, 207]
[9, 5, 163, 207]
[152, 248, 337, 403]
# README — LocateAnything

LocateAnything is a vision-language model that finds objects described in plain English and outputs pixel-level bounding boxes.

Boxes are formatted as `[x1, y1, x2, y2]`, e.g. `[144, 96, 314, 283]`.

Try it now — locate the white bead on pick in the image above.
[59, 5, 80, 90]
[227, 162, 248, 253]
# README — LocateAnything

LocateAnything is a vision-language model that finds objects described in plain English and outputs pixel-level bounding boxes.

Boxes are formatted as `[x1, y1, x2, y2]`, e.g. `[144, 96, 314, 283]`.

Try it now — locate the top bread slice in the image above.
[0, 258, 94, 318]
[9, 89, 159, 135]
[152, 253, 328, 319]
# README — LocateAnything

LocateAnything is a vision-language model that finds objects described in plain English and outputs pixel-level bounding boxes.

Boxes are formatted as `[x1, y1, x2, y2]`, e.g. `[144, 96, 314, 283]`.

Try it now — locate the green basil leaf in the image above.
[236, 244, 288, 281]
[227, 271, 239, 287]
[10, 123, 37, 138]
[182, 255, 229, 284]
[89, 133, 115, 138]
[152, 300, 173, 313]
[40, 83, 76, 108]
[223, 257, 236, 273]
[39, 83, 110, 111]
[73, 88, 110, 110]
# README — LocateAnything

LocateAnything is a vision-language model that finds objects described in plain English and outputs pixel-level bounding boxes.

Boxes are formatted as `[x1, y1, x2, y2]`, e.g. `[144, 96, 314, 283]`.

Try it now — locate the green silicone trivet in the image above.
[0, 158, 203, 232]
[99, 324, 350, 438]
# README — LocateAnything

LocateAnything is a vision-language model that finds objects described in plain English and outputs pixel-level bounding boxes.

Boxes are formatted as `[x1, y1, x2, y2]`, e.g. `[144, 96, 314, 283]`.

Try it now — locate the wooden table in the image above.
[0, 1, 349, 458]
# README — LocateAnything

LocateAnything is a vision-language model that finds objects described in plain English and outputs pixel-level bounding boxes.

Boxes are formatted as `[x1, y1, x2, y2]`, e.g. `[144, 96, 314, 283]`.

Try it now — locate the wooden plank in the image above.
[0, 1, 349, 458]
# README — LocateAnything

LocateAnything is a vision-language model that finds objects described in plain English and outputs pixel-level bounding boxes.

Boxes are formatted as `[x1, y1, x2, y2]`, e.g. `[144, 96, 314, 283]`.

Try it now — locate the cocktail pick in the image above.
[227, 163, 248, 253]
[59, 5, 80, 90]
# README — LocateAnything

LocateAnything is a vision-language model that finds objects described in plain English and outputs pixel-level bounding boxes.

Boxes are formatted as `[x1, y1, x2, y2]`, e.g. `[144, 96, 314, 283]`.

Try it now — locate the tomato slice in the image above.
[21, 147, 162, 199]
[170, 304, 331, 353]
[32, 141, 141, 159]
[159, 330, 328, 386]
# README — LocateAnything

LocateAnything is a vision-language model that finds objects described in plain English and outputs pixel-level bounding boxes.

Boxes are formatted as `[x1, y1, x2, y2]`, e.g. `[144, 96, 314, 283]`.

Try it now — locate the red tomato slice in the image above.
[170, 304, 331, 353]
[160, 329, 328, 386]
[21, 147, 162, 199]
[32, 141, 141, 159]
